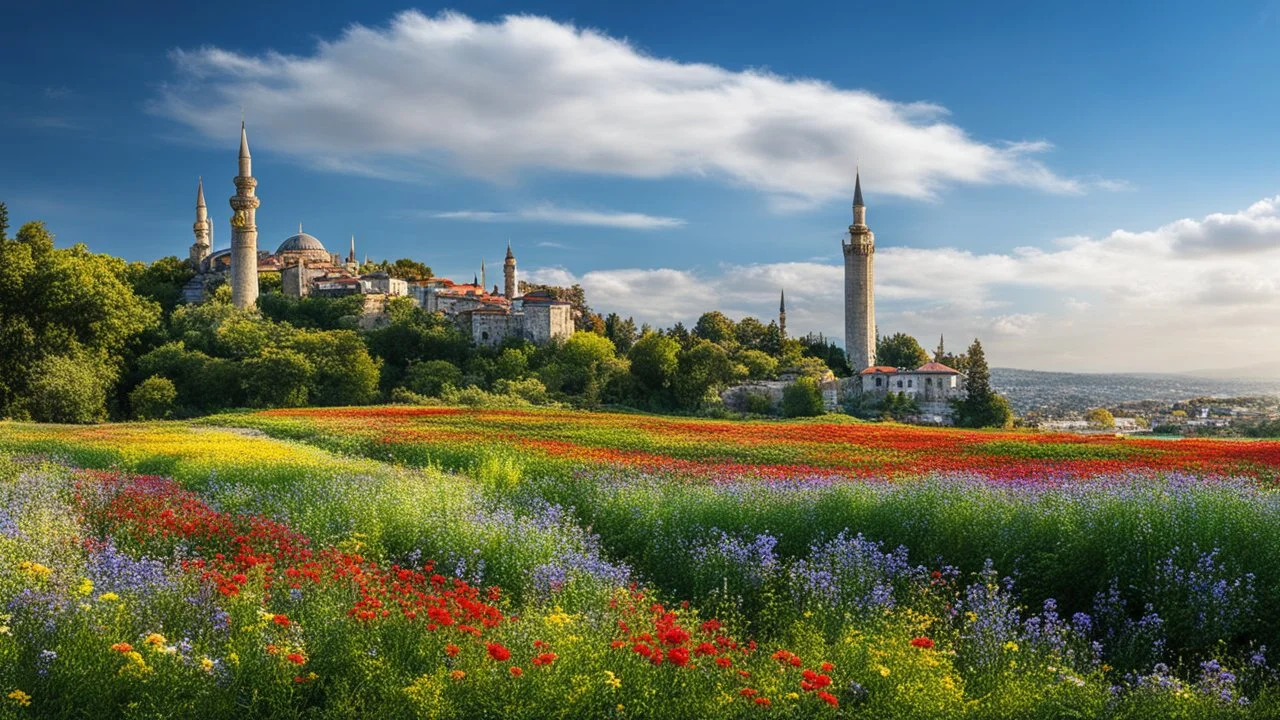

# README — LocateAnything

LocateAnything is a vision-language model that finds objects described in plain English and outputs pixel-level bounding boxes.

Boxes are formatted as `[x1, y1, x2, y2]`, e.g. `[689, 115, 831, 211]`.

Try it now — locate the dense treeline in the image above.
[0, 206, 1009, 425]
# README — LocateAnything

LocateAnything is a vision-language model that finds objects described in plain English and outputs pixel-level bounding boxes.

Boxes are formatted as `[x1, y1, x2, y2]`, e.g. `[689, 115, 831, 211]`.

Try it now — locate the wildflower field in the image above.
[4, 411, 1280, 717]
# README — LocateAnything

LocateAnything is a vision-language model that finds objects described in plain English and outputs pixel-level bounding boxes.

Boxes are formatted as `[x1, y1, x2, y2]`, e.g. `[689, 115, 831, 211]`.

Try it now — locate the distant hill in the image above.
[991, 367, 1280, 415]
[1179, 361, 1280, 381]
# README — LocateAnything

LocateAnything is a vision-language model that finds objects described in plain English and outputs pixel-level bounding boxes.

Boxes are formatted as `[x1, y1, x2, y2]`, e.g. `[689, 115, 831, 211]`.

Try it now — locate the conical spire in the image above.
[349, 234, 356, 263]
[506, 239, 514, 259]
[238, 120, 252, 177]
[779, 288, 786, 312]
[853, 169, 863, 208]
[196, 177, 206, 209]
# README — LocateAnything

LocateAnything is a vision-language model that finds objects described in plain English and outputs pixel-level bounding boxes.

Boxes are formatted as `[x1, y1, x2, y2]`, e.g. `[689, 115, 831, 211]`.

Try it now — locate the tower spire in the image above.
[196, 177, 206, 209]
[239, 120, 252, 177]
[778, 288, 787, 339]
[843, 170, 875, 372]
[349, 234, 356, 264]
[503, 240, 518, 299]
[190, 177, 212, 268]
[853, 168, 863, 208]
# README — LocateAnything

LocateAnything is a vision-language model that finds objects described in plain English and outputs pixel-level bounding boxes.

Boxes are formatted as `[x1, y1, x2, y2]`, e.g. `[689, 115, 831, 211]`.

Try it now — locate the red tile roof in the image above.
[915, 362, 961, 374]
[859, 365, 900, 376]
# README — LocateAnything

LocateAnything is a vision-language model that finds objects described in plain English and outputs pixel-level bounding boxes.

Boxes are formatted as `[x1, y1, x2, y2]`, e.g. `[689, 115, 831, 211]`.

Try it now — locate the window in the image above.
[907, 379, 913, 388]
[481, 331, 489, 340]
[896, 380, 903, 388]
[926, 377, 933, 386]
[876, 377, 882, 387]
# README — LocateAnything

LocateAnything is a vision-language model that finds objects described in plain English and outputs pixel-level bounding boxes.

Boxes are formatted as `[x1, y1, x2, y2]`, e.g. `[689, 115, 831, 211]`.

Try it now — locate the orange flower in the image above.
[509, 666, 523, 677]
[754, 697, 771, 706]
[910, 636, 935, 650]
[111, 642, 134, 654]
[445, 644, 460, 657]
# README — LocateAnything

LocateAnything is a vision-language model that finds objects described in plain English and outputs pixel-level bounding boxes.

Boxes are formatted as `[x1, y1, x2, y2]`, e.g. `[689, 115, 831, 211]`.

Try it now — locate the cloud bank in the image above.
[526, 196, 1280, 372]
[154, 10, 1092, 206]
[420, 204, 685, 230]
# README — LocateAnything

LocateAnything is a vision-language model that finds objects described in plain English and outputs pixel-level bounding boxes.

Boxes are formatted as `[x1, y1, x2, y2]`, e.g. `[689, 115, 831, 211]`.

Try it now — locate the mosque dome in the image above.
[276, 232, 333, 264]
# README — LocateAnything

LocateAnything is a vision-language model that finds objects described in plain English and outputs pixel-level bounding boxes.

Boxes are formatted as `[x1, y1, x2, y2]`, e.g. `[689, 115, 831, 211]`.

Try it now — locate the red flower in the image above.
[910, 636, 935, 650]
[445, 644, 460, 657]
[286, 652, 306, 665]
[486, 642, 511, 662]
[694, 642, 717, 656]
[818, 691, 839, 707]
[532, 652, 558, 667]
[754, 697, 771, 706]
[272, 614, 291, 628]
[820, 662, 834, 672]
[668, 647, 690, 667]
[632, 642, 653, 658]
[740, 688, 758, 697]
[509, 666, 523, 677]
[111, 642, 134, 653]
[716, 656, 733, 669]
[661, 626, 690, 646]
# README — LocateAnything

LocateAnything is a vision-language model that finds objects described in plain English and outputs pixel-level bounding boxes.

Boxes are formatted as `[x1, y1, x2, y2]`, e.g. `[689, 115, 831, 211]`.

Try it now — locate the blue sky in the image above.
[3, 1, 1280, 371]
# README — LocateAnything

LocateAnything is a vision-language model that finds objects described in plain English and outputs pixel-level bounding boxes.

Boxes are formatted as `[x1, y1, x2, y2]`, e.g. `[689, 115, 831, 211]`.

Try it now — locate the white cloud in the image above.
[526, 196, 1280, 372]
[153, 10, 1101, 205]
[419, 203, 685, 229]
[536, 241, 569, 249]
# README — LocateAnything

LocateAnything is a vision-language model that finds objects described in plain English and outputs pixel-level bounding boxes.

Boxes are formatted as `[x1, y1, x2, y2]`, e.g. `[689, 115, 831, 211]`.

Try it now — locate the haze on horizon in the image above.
[2, 1, 1279, 374]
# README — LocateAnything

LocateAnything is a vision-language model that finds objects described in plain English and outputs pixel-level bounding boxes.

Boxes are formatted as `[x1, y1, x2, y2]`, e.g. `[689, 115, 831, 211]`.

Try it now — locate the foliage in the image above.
[876, 332, 930, 370]
[954, 339, 1014, 429]
[0, 220, 159, 420]
[1087, 408, 1117, 429]
[403, 359, 465, 397]
[124, 256, 194, 315]
[242, 348, 313, 408]
[23, 353, 112, 423]
[128, 376, 178, 420]
[781, 377, 826, 418]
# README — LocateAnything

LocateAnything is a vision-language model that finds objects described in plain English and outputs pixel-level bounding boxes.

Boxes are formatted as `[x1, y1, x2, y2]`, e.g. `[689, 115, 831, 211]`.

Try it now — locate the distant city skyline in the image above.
[3, 1, 1280, 372]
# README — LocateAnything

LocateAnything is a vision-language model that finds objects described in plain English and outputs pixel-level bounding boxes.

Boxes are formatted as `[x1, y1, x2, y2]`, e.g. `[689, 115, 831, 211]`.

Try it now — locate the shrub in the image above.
[781, 377, 825, 418]
[129, 376, 178, 420]
[403, 359, 464, 397]
[24, 353, 111, 423]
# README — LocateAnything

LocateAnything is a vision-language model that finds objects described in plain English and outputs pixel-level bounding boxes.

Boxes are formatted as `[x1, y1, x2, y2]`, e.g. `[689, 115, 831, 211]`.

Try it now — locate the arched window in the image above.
[481, 331, 489, 340]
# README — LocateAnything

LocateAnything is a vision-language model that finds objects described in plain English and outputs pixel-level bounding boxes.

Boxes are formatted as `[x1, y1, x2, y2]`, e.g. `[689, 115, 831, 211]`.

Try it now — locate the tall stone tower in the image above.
[778, 289, 787, 339]
[189, 178, 212, 268]
[229, 121, 261, 309]
[504, 241, 517, 299]
[842, 171, 876, 371]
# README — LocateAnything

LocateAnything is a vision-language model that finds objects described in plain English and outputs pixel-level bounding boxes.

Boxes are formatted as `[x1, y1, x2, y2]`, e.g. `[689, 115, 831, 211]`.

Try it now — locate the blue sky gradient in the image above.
[3, 1, 1280, 370]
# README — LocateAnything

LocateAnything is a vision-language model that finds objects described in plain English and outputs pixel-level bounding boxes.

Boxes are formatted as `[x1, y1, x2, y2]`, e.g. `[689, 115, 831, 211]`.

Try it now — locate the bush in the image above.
[24, 354, 111, 423]
[242, 349, 313, 408]
[129, 376, 178, 420]
[781, 377, 825, 418]
[744, 391, 775, 415]
[403, 359, 464, 397]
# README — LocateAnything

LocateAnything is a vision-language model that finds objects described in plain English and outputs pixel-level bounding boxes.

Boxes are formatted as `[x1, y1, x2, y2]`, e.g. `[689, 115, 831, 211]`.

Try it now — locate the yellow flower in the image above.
[8, 689, 32, 707]
[120, 651, 151, 676]
[17, 561, 52, 581]
[547, 608, 573, 626]
[1004, 641, 1019, 652]
[98, 593, 119, 603]
[617, 705, 624, 713]
[877, 665, 891, 677]
[228, 652, 240, 666]
[201, 658, 215, 672]
[145, 633, 166, 647]
[78, 578, 94, 596]
[604, 670, 622, 689]
[785, 692, 800, 700]
[0, 626, 9, 636]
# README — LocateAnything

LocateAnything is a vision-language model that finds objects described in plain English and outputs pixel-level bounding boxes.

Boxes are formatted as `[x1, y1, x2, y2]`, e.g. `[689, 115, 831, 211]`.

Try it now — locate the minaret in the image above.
[481, 259, 486, 290]
[189, 177, 211, 268]
[229, 121, 261, 309]
[348, 235, 356, 264]
[843, 170, 876, 371]
[503, 241, 517, 299]
[778, 289, 787, 339]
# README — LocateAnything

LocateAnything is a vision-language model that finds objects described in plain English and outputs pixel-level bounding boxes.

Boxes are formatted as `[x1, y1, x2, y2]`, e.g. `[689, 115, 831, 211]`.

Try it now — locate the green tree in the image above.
[782, 377, 826, 418]
[876, 332, 930, 370]
[388, 258, 433, 280]
[242, 348, 313, 408]
[693, 311, 737, 346]
[124, 256, 194, 315]
[953, 339, 1013, 428]
[541, 332, 627, 402]
[0, 220, 160, 419]
[629, 332, 681, 393]
[673, 340, 739, 409]
[134, 341, 241, 413]
[734, 316, 769, 351]
[402, 359, 464, 397]
[603, 313, 639, 354]
[24, 353, 112, 423]
[1086, 407, 1116, 429]
[738, 349, 778, 380]
[290, 330, 381, 406]
[129, 376, 178, 420]
[0, 202, 8, 240]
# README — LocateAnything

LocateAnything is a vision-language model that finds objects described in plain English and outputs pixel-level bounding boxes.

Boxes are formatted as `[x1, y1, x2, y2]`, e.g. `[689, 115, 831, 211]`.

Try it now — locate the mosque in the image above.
[181, 122, 572, 345]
